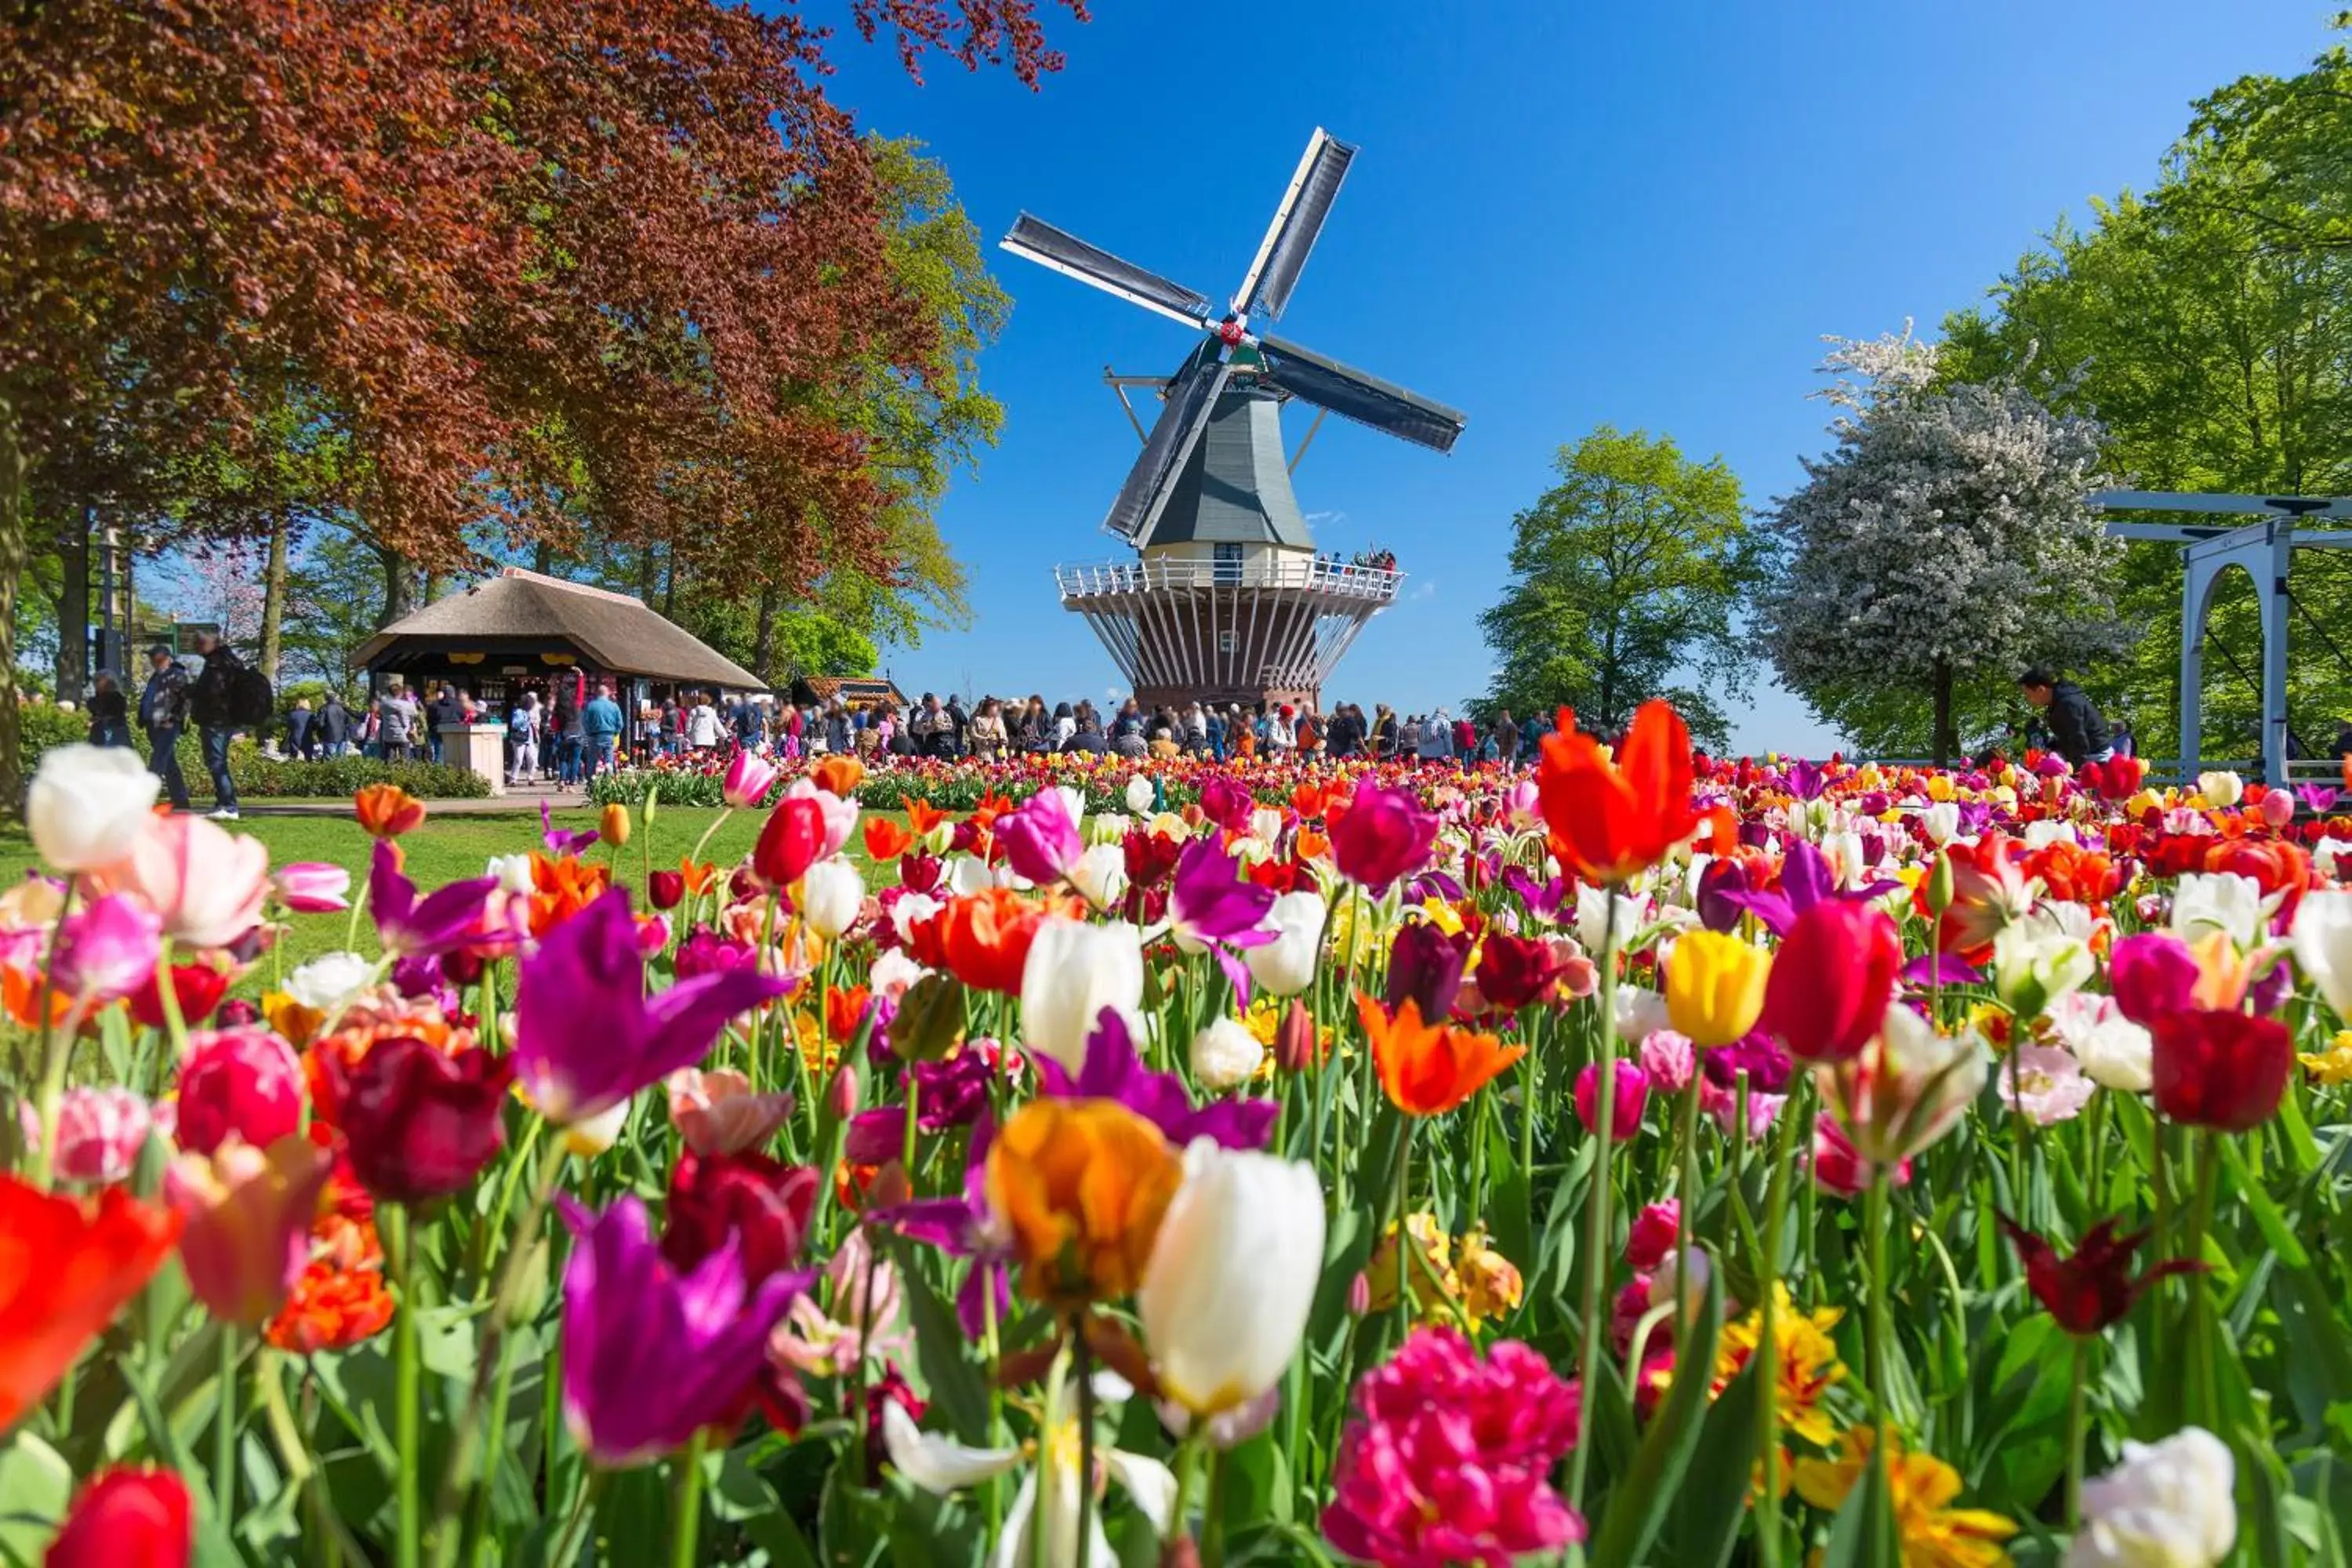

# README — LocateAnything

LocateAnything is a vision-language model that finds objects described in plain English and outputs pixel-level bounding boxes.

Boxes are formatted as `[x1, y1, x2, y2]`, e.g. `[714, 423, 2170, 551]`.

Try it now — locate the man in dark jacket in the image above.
[138, 643, 191, 811]
[319, 694, 351, 757]
[187, 631, 242, 818]
[285, 699, 314, 759]
[2019, 668, 2114, 768]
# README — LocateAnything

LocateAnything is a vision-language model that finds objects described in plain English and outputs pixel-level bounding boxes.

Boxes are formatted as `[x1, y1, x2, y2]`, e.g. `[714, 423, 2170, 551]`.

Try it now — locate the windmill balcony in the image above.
[1054, 555, 1403, 605]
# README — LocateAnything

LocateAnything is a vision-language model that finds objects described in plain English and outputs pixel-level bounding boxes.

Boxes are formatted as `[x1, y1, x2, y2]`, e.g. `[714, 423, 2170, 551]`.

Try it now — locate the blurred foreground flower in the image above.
[2068, 1426, 2234, 1568]
[0, 1178, 180, 1429]
[1791, 1427, 2014, 1565]
[1139, 1140, 1323, 1416]
[166, 1134, 334, 1325]
[44, 1465, 191, 1568]
[985, 1098, 1182, 1307]
[27, 743, 159, 872]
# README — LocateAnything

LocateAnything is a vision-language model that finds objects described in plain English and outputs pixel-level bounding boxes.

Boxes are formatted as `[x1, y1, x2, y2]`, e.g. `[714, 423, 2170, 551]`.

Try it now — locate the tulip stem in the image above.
[1074, 1325, 1098, 1566]
[668, 1428, 709, 1568]
[1391, 1126, 1413, 1341]
[1202, 1443, 1230, 1568]
[214, 1323, 239, 1519]
[686, 807, 732, 874]
[1754, 1078, 1806, 1568]
[550, 1472, 603, 1567]
[1862, 1170, 1897, 1562]
[1564, 884, 1622, 1512]
[390, 1204, 423, 1568]
[2184, 1131, 2222, 1428]
[1674, 1069, 1700, 1333]
[27, 877, 76, 1188]
[2063, 1335, 2089, 1528]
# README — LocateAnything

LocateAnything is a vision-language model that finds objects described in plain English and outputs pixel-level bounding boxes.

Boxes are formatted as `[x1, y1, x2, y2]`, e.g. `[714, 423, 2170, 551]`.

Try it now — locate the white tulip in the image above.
[1918, 801, 1962, 846]
[868, 946, 928, 998]
[27, 743, 159, 873]
[1575, 883, 1648, 954]
[1069, 843, 1129, 910]
[1243, 891, 1325, 998]
[558, 1094, 632, 1156]
[284, 951, 377, 1015]
[1125, 775, 1156, 815]
[1826, 1003, 1986, 1163]
[1249, 807, 1284, 845]
[2292, 889, 2352, 1021]
[797, 858, 864, 940]
[2045, 993, 2153, 1093]
[2314, 837, 2352, 882]
[888, 891, 941, 947]
[2022, 818, 2081, 850]
[1083, 811, 1131, 848]
[2195, 770, 2243, 809]
[1020, 918, 1144, 1074]
[1614, 984, 1671, 1046]
[2067, 1426, 2235, 1568]
[1991, 916, 2096, 1020]
[947, 856, 995, 898]
[1139, 1139, 1324, 1416]
[2170, 873, 2268, 950]
[1189, 1015, 1265, 1092]
[485, 853, 535, 895]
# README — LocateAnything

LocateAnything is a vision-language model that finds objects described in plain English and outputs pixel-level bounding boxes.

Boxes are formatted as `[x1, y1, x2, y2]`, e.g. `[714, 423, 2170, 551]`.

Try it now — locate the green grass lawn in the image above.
[0, 803, 888, 980]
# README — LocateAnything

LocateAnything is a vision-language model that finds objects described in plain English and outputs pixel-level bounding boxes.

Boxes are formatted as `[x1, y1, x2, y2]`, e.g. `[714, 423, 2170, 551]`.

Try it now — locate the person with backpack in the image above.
[507, 691, 541, 784]
[187, 630, 260, 819]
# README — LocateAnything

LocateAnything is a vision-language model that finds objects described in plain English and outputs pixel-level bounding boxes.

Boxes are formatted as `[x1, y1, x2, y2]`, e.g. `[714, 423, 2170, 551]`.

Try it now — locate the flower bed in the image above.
[17, 705, 489, 799]
[2, 721, 2339, 1566]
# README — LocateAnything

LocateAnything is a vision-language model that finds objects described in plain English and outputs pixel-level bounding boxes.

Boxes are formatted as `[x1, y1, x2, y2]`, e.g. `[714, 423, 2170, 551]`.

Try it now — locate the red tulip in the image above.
[647, 869, 686, 910]
[660, 1149, 819, 1286]
[127, 964, 232, 1031]
[2151, 1008, 2293, 1131]
[1759, 900, 1900, 1062]
[45, 1465, 191, 1568]
[1998, 1214, 2201, 1335]
[1329, 782, 1439, 894]
[1471, 931, 1567, 1012]
[0, 1181, 180, 1431]
[328, 1040, 514, 1204]
[751, 797, 827, 888]
[1536, 701, 1699, 884]
[174, 1027, 305, 1156]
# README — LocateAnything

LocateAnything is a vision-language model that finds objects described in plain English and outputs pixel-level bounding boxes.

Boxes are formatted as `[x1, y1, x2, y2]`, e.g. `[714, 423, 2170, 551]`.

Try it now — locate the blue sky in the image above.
[812, 0, 2332, 753]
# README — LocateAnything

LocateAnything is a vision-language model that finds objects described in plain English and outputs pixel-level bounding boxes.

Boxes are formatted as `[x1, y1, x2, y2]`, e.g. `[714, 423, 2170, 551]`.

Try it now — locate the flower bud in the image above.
[1926, 848, 1956, 915]
[1347, 1270, 1371, 1316]
[829, 1064, 859, 1120]
[1275, 1000, 1318, 1073]
[599, 802, 631, 848]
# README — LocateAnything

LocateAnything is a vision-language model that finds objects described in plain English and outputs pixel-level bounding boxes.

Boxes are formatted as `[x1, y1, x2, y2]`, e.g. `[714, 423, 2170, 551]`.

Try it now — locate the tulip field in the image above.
[9, 710, 2352, 1566]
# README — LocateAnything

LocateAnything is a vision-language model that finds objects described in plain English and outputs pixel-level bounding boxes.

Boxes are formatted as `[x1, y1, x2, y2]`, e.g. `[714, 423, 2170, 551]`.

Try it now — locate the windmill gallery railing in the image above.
[1054, 556, 1404, 603]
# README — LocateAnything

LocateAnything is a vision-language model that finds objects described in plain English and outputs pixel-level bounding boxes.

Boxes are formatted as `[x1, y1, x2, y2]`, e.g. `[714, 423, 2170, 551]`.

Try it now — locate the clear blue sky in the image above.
[817, 2, 2333, 753]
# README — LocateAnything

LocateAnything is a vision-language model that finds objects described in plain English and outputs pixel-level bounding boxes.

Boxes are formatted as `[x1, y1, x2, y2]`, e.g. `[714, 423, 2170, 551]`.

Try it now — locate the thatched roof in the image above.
[356, 568, 764, 691]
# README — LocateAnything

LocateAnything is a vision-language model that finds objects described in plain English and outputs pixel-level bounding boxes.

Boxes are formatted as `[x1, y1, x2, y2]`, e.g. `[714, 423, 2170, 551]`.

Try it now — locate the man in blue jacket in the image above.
[581, 680, 626, 776]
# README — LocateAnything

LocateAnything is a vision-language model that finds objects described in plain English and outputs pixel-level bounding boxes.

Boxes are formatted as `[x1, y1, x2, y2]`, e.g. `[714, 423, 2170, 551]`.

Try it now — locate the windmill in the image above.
[1005, 129, 1466, 712]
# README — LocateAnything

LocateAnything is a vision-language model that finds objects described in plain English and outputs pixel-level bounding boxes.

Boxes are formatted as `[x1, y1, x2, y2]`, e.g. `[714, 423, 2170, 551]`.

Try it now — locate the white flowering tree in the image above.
[1757, 329, 2133, 762]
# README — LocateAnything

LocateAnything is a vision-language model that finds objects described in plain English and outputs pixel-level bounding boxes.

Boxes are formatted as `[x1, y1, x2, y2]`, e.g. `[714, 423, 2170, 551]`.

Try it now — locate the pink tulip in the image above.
[103, 814, 270, 949]
[20, 1087, 157, 1185]
[51, 893, 161, 1003]
[272, 862, 352, 913]
[1573, 1062, 1650, 1142]
[722, 751, 779, 809]
[165, 1134, 333, 1324]
[176, 1027, 305, 1156]
[666, 1067, 794, 1156]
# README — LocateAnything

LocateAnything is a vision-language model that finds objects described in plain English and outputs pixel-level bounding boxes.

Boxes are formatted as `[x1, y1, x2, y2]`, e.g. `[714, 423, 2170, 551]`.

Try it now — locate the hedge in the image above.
[16, 703, 488, 800]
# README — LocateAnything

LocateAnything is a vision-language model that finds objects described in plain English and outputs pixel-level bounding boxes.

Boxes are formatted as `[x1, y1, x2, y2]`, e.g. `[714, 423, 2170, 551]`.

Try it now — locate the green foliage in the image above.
[1476, 425, 1757, 752]
[13, 709, 485, 799]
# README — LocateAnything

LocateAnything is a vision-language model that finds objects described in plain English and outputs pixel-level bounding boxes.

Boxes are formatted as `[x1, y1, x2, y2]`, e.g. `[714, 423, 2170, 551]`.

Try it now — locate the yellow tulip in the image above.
[1663, 930, 1771, 1047]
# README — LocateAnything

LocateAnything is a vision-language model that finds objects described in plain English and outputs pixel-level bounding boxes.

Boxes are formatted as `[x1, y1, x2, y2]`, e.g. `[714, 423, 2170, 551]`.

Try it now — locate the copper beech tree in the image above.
[0, 0, 1080, 803]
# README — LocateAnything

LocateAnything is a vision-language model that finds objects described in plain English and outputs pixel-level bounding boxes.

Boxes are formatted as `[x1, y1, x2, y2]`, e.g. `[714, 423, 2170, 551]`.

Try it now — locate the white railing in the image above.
[1054, 557, 1404, 602]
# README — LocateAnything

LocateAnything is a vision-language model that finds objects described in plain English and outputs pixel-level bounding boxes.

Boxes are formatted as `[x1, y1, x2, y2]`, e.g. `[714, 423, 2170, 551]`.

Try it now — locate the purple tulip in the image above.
[997, 788, 1082, 887]
[514, 888, 787, 1124]
[1712, 839, 1900, 937]
[52, 893, 161, 1003]
[1788, 758, 1825, 800]
[2108, 931, 2198, 1029]
[540, 799, 601, 858]
[558, 1193, 808, 1468]
[2300, 784, 2339, 815]
[870, 1112, 1010, 1338]
[1385, 920, 1468, 1022]
[1036, 1009, 1276, 1151]
[370, 841, 499, 960]
[1166, 838, 1277, 949]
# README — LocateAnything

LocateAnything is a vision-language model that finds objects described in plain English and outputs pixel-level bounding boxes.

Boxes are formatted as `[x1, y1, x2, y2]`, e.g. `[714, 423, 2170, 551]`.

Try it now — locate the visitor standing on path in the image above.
[138, 643, 191, 811]
[86, 673, 130, 749]
[187, 630, 245, 819]
[583, 681, 625, 775]
[376, 684, 420, 762]
[318, 693, 350, 757]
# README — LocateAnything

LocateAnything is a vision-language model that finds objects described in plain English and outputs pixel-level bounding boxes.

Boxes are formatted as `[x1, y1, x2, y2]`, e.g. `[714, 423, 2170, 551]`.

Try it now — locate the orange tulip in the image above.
[811, 754, 866, 798]
[902, 797, 949, 837]
[863, 818, 916, 862]
[353, 784, 427, 840]
[970, 790, 1019, 833]
[0, 1178, 181, 1430]
[678, 857, 722, 897]
[1536, 701, 1700, 884]
[1357, 993, 1526, 1117]
[985, 1098, 1183, 1306]
[1295, 826, 1331, 864]
[825, 983, 873, 1044]
[1292, 782, 1333, 821]
[937, 886, 1051, 996]
[528, 852, 612, 938]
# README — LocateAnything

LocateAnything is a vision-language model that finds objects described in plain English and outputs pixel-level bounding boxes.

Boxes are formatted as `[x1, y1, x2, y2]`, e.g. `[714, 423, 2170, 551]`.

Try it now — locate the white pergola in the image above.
[2093, 490, 2352, 784]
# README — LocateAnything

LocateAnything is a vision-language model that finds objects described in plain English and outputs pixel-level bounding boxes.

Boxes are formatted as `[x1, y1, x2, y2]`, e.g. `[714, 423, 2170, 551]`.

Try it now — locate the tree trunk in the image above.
[637, 546, 656, 608]
[54, 508, 87, 702]
[257, 510, 289, 683]
[1931, 657, 1955, 767]
[378, 546, 416, 627]
[662, 546, 677, 620]
[0, 396, 27, 814]
[753, 586, 777, 684]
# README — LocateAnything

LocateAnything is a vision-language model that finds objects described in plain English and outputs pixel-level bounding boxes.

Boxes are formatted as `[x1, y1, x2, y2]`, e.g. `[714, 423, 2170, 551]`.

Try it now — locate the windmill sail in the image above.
[1001, 214, 1212, 329]
[1234, 129, 1357, 322]
[1102, 344, 1234, 541]
[1254, 333, 1467, 454]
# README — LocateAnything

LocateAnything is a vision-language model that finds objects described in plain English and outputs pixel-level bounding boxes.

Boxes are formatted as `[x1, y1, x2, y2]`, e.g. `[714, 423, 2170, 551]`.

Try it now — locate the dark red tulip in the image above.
[1759, 899, 1900, 1062]
[1473, 931, 1567, 1012]
[2151, 1008, 2293, 1131]
[128, 964, 231, 1030]
[752, 797, 826, 888]
[1385, 920, 1468, 1022]
[46, 1465, 191, 1568]
[647, 869, 686, 910]
[1999, 1214, 2202, 1334]
[661, 1149, 819, 1286]
[329, 1039, 514, 1204]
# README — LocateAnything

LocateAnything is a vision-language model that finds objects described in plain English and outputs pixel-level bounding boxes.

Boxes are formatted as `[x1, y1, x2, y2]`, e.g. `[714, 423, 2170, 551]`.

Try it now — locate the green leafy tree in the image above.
[1476, 425, 1756, 752]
